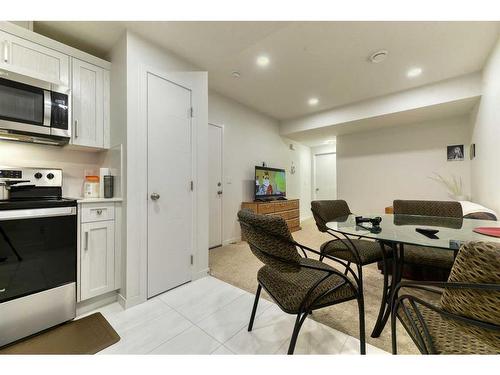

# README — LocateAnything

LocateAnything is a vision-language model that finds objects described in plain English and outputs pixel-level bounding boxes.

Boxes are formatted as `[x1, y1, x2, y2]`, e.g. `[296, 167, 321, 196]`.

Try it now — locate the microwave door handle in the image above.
[43, 90, 52, 127]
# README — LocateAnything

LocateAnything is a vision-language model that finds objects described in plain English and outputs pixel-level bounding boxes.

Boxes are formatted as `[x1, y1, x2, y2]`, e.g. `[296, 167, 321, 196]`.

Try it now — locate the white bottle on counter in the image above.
[84, 175, 100, 198]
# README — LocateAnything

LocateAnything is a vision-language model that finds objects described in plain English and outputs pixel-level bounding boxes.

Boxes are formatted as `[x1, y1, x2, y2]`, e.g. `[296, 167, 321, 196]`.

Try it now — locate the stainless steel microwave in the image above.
[0, 69, 70, 145]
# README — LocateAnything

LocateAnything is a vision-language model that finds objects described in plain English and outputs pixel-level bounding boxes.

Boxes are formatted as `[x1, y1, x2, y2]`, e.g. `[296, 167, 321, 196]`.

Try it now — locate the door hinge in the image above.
[190, 255, 194, 265]
[190, 180, 194, 191]
[189, 107, 194, 118]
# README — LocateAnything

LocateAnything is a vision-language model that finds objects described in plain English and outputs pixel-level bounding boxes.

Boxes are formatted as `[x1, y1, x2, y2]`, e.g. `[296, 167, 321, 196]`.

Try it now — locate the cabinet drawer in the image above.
[286, 217, 300, 229]
[257, 203, 275, 214]
[81, 203, 115, 223]
[286, 200, 299, 210]
[269, 209, 299, 220]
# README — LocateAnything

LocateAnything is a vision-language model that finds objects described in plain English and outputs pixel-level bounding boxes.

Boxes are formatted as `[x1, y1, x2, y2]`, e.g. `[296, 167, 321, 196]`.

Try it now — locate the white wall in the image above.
[0, 141, 105, 197]
[471, 36, 500, 214]
[311, 143, 336, 155]
[337, 116, 472, 213]
[111, 31, 208, 307]
[208, 91, 311, 243]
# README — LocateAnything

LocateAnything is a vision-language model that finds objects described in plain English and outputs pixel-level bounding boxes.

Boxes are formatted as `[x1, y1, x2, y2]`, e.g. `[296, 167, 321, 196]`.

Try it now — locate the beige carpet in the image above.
[209, 218, 421, 354]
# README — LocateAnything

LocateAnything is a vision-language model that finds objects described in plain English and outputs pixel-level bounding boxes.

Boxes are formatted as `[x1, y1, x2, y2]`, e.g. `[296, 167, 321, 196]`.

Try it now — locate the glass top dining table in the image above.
[325, 213, 500, 250]
[325, 213, 500, 338]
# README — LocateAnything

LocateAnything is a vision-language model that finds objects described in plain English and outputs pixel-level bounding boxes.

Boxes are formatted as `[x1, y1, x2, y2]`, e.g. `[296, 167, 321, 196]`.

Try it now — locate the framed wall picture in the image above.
[447, 145, 464, 161]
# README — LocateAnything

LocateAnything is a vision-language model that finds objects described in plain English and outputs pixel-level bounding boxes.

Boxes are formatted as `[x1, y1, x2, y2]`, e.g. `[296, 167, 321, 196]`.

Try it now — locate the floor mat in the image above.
[0, 312, 120, 354]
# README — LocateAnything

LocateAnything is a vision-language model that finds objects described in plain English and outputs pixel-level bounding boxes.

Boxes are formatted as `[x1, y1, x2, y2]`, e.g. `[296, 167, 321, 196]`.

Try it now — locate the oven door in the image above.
[0, 206, 77, 304]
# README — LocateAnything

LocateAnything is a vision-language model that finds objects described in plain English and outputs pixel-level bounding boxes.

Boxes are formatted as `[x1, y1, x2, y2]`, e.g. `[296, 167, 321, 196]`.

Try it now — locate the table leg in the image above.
[371, 241, 402, 337]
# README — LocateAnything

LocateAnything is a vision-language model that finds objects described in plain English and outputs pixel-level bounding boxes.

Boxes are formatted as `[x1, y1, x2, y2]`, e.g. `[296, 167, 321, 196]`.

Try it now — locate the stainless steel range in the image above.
[0, 167, 77, 347]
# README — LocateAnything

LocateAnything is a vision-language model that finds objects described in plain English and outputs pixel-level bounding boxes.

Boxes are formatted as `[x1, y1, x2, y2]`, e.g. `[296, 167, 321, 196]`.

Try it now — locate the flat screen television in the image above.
[254, 166, 286, 200]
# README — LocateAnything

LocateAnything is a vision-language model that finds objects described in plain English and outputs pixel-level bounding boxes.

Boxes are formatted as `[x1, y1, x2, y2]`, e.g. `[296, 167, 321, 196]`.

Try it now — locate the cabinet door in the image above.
[0, 30, 69, 85]
[72, 58, 104, 148]
[80, 221, 115, 301]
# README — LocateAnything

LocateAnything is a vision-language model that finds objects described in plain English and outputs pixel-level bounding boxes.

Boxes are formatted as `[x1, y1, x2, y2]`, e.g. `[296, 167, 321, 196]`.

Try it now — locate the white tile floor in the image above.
[82, 276, 388, 355]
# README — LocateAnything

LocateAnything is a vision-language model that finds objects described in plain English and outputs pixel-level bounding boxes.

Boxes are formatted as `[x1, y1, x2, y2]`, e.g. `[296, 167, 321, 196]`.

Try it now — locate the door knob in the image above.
[217, 190, 223, 195]
[150, 192, 160, 200]
[315, 188, 320, 192]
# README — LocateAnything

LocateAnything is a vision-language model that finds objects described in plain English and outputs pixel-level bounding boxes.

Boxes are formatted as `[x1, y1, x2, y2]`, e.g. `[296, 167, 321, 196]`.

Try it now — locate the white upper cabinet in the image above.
[72, 58, 110, 149]
[0, 30, 69, 85]
[0, 23, 111, 150]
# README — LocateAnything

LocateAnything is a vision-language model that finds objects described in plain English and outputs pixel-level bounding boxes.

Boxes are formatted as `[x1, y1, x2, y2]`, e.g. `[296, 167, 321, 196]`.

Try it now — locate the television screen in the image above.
[255, 166, 286, 198]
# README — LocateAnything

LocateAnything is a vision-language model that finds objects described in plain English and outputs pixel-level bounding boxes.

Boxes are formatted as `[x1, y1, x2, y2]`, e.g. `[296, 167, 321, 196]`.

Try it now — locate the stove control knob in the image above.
[47, 173, 54, 180]
[34, 172, 43, 179]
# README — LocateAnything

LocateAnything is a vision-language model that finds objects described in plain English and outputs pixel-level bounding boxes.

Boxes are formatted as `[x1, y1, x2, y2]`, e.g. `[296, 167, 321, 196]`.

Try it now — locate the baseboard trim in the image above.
[117, 292, 127, 309]
[118, 294, 146, 310]
[76, 291, 118, 316]
[222, 237, 240, 246]
[300, 214, 313, 223]
[193, 268, 209, 281]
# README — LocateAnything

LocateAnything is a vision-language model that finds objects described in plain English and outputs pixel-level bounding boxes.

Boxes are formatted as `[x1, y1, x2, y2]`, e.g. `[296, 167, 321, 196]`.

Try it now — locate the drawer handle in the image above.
[96, 209, 103, 215]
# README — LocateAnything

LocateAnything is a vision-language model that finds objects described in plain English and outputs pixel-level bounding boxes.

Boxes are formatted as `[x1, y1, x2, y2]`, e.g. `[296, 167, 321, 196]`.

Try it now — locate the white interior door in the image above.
[208, 124, 223, 248]
[147, 73, 193, 298]
[314, 153, 337, 200]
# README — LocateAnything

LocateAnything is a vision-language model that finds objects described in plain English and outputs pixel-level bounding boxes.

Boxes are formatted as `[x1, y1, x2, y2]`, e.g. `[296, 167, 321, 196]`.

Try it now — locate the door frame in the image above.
[127, 64, 207, 307]
[313, 152, 337, 200]
[208, 122, 224, 249]
[146, 72, 195, 298]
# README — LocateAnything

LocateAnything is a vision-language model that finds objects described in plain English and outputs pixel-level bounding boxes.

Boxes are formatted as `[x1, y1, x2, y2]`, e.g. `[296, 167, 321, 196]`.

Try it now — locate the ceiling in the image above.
[34, 21, 499, 121]
[287, 97, 480, 146]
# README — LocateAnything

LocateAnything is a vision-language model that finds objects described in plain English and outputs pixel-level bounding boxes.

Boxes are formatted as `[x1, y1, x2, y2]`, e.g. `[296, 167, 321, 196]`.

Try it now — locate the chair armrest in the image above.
[394, 280, 500, 297]
[395, 293, 500, 333]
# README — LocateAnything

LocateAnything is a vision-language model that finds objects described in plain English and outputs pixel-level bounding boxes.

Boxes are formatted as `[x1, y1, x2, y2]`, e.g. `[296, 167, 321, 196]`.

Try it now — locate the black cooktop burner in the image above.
[0, 197, 77, 210]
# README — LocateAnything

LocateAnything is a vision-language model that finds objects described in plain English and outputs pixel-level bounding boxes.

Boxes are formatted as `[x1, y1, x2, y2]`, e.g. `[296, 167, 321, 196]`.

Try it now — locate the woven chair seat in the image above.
[320, 239, 388, 265]
[398, 299, 500, 354]
[403, 245, 455, 269]
[257, 258, 356, 314]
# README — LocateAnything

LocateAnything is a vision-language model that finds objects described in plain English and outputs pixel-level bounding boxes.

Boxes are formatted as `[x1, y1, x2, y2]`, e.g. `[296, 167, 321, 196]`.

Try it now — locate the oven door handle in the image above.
[0, 206, 76, 221]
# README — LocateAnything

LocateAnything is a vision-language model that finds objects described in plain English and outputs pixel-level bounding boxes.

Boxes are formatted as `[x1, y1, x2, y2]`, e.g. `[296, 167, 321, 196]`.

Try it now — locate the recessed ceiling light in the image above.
[407, 67, 423, 78]
[308, 97, 319, 106]
[231, 71, 241, 78]
[369, 50, 388, 63]
[256, 55, 270, 67]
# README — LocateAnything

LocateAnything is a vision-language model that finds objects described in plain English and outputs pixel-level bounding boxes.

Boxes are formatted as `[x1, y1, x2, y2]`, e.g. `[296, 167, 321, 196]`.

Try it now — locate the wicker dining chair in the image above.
[391, 241, 500, 354]
[310, 200, 391, 337]
[238, 209, 366, 355]
[393, 200, 463, 272]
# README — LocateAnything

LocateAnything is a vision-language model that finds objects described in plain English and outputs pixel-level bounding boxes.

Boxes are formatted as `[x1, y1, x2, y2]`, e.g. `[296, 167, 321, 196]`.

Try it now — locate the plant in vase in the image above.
[429, 173, 467, 201]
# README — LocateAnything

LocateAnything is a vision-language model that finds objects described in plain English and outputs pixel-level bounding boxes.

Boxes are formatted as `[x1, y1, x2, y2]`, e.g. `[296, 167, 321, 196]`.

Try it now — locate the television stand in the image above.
[241, 199, 300, 240]
[254, 197, 287, 202]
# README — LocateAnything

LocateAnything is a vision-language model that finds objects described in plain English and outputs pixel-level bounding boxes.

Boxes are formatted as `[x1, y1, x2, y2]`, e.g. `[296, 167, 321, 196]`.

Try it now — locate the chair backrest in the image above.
[311, 200, 352, 232]
[238, 209, 301, 270]
[440, 241, 500, 325]
[393, 200, 463, 218]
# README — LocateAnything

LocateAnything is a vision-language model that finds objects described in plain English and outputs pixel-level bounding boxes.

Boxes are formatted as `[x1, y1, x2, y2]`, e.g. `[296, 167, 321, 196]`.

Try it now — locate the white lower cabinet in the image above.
[80, 221, 115, 300]
[78, 202, 121, 302]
